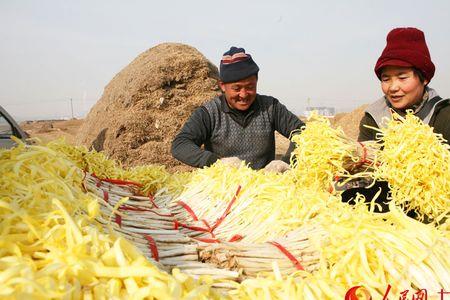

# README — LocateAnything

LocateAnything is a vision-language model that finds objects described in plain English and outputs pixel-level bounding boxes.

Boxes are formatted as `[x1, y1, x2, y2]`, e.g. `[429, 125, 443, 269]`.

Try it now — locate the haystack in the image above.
[76, 43, 221, 171]
[332, 104, 368, 140]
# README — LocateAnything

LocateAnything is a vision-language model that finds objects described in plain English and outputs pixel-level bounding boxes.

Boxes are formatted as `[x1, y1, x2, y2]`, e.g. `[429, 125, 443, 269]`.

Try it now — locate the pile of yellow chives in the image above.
[371, 113, 450, 222]
[0, 140, 224, 299]
[46, 138, 188, 196]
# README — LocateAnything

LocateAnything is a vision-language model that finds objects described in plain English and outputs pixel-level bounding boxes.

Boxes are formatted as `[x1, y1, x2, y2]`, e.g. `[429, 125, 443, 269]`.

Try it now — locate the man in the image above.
[171, 46, 304, 171]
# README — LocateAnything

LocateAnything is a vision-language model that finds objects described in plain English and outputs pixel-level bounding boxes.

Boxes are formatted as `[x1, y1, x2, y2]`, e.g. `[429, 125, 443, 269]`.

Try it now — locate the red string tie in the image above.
[268, 241, 304, 271]
[103, 190, 109, 203]
[114, 214, 122, 227]
[144, 235, 159, 261]
[177, 200, 199, 221]
[148, 193, 159, 209]
[193, 237, 220, 243]
[211, 185, 241, 232]
[228, 234, 244, 242]
[353, 142, 369, 168]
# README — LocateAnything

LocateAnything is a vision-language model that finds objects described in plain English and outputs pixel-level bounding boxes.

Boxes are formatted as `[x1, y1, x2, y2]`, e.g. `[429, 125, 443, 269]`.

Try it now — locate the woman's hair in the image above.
[413, 68, 426, 84]
[379, 67, 427, 84]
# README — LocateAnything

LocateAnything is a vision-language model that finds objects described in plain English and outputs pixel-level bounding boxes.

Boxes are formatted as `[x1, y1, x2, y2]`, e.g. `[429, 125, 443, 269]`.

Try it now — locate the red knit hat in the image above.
[375, 27, 435, 82]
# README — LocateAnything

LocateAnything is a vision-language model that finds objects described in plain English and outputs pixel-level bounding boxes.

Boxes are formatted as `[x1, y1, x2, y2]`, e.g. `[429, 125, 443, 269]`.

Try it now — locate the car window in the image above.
[0, 114, 13, 136]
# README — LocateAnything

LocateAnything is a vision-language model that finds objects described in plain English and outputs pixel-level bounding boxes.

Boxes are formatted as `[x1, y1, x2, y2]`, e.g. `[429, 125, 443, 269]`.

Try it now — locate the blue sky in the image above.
[1, 0, 450, 120]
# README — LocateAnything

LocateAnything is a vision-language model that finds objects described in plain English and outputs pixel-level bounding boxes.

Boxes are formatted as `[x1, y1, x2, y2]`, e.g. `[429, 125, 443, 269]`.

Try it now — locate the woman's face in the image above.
[380, 66, 428, 110]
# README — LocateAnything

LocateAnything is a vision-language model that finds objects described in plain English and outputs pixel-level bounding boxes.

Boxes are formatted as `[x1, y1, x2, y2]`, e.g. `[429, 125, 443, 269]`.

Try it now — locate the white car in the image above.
[0, 105, 29, 149]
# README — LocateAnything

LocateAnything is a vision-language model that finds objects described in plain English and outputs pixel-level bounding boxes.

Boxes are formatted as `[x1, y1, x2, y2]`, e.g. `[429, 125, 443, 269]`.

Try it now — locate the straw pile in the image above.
[76, 43, 221, 171]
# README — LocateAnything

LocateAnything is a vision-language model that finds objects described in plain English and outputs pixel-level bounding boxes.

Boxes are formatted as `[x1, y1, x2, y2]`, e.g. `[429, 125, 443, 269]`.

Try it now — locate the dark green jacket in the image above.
[171, 94, 303, 169]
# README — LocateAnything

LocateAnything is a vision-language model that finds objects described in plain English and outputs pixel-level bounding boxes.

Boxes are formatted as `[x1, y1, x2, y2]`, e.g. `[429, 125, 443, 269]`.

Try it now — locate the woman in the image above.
[359, 27, 450, 143]
[343, 28, 450, 216]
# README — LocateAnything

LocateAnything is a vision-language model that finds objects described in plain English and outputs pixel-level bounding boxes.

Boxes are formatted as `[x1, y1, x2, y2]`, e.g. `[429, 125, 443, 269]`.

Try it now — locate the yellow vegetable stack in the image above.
[370, 113, 450, 222]
[0, 140, 223, 299]
[167, 113, 450, 298]
[46, 139, 187, 196]
[1, 111, 449, 299]
[290, 114, 379, 191]
[171, 163, 449, 298]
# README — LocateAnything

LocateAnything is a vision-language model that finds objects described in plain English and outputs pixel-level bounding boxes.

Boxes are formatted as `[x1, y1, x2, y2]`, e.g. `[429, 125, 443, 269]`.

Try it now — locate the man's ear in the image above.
[219, 81, 226, 92]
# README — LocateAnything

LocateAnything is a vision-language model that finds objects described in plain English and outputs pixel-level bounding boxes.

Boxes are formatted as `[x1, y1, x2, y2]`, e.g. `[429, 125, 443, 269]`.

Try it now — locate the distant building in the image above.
[304, 106, 336, 117]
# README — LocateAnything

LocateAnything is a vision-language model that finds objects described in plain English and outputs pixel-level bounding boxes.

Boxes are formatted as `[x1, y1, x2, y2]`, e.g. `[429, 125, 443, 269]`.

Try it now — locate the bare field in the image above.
[20, 119, 84, 144]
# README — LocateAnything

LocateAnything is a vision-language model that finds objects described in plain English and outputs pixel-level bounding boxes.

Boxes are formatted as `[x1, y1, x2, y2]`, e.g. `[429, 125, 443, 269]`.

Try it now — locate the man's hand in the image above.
[220, 157, 242, 168]
[264, 160, 290, 173]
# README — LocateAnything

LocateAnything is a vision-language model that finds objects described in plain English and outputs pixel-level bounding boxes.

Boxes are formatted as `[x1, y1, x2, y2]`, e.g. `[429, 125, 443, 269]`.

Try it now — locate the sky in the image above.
[1, 0, 450, 120]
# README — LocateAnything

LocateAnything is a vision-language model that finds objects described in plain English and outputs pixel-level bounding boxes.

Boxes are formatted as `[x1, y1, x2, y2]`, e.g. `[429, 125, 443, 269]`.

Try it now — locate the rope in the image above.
[148, 193, 159, 209]
[114, 214, 122, 227]
[81, 171, 88, 192]
[268, 241, 305, 271]
[352, 142, 369, 169]
[176, 200, 199, 221]
[144, 235, 159, 261]
[211, 185, 241, 232]
[228, 234, 244, 242]
[173, 185, 241, 236]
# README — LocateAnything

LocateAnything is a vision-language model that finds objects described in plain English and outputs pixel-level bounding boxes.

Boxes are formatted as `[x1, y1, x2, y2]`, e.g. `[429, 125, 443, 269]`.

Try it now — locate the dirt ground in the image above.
[21, 119, 84, 144]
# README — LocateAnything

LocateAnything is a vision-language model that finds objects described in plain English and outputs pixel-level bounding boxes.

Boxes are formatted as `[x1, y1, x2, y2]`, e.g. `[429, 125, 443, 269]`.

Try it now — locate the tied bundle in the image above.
[228, 202, 450, 299]
[85, 173, 241, 282]
[46, 138, 187, 196]
[290, 114, 379, 192]
[371, 112, 450, 222]
[198, 225, 327, 277]
[168, 162, 335, 243]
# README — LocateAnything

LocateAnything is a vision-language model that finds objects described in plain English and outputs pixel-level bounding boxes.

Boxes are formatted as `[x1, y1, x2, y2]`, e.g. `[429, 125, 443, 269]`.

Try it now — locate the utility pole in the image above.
[70, 98, 74, 119]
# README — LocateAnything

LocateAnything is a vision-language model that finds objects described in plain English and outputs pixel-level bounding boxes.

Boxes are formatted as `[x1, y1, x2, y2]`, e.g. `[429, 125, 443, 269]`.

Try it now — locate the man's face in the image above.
[380, 66, 428, 110]
[219, 75, 258, 111]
